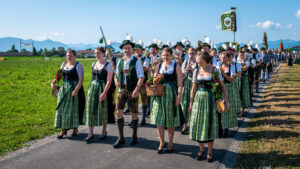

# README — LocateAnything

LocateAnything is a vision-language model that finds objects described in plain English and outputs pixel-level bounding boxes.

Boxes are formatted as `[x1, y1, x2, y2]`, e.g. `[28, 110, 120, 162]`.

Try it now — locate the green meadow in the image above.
[0, 57, 96, 156]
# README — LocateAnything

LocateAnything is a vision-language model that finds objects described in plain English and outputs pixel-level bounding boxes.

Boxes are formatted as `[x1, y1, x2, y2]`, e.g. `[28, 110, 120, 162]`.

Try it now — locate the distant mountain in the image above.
[0, 37, 68, 52]
[68, 42, 121, 51]
[0, 37, 122, 52]
[0, 37, 299, 52]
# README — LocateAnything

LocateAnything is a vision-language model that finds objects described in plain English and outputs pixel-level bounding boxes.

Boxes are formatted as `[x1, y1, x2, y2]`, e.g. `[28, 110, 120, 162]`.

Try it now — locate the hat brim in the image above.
[120, 42, 135, 49]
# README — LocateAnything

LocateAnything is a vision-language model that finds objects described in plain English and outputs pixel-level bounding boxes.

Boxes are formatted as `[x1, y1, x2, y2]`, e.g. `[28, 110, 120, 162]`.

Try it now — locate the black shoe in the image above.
[224, 129, 229, 137]
[196, 151, 205, 161]
[181, 129, 189, 135]
[128, 121, 132, 127]
[99, 131, 107, 140]
[71, 129, 78, 137]
[157, 143, 166, 154]
[166, 144, 173, 153]
[140, 120, 146, 126]
[113, 139, 125, 148]
[123, 109, 130, 115]
[84, 135, 94, 143]
[207, 154, 213, 162]
[57, 130, 67, 139]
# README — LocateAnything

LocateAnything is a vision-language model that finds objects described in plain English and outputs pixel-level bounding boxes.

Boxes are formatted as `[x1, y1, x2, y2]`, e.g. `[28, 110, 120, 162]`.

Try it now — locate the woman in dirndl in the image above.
[51, 49, 85, 139]
[180, 47, 197, 135]
[230, 50, 242, 116]
[219, 51, 238, 137]
[237, 50, 252, 116]
[150, 47, 183, 154]
[83, 47, 113, 143]
[188, 52, 228, 162]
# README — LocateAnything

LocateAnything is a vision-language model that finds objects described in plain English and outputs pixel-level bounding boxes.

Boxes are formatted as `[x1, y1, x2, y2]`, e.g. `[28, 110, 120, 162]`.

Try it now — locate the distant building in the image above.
[76, 50, 95, 58]
[291, 46, 300, 55]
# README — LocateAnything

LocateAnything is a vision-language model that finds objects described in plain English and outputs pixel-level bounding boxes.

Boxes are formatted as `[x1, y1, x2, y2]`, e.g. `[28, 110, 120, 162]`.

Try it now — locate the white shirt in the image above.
[138, 55, 150, 69]
[234, 62, 242, 73]
[184, 54, 189, 62]
[116, 56, 144, 86]
[213, 56, 222, 67]
[92, 61, 113, 81]
[159, 62, 176, 74]
[149, 55, 158, 65]
[192, 67, 223, 82]
[61, 61, 84, 78]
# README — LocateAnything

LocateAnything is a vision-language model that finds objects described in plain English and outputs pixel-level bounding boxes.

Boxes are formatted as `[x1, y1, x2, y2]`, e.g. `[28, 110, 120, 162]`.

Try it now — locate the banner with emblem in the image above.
[220, 11, 232, 31]
[22, 42, 33, 47]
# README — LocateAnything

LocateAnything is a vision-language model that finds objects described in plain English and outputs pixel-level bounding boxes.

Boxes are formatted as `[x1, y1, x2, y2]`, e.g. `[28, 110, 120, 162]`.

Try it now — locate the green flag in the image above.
[221, 12, 232, 31]
[99, 37, 104, 44]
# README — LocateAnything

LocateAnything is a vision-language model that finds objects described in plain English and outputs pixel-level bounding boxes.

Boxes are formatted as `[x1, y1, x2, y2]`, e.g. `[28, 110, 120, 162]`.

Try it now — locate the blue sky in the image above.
[1, 0, 300, 45]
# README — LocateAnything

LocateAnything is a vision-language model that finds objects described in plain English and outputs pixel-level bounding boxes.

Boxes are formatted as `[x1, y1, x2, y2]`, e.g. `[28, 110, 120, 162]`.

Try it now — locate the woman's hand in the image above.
[51, 83, 55, 89]
[72, 90, 78, 96]
[99, 92, 107, 101]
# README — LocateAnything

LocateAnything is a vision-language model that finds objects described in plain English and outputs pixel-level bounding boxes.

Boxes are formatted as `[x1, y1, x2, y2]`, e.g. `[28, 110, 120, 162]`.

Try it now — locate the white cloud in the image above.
[255, 20, 282, 30]
[53, 32, 65, 37]
[296, 9, 300, 19]
[35, 32, 66, 41]
[287, 24, 293, 29]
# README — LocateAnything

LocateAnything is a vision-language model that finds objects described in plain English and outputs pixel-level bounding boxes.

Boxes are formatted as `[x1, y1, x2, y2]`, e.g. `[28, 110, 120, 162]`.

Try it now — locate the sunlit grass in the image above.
[235, 63, 300, 169]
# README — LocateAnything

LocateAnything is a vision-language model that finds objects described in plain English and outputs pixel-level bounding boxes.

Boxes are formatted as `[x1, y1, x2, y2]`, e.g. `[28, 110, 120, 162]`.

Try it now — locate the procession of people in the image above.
[51, 36, 281, 162]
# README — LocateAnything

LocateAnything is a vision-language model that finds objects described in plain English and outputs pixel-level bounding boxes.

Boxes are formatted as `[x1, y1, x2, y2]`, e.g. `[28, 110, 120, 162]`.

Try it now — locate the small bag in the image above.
[146, 84, 164, 97]
[52, 85, 60, 97]
[215, 99, 229, 113]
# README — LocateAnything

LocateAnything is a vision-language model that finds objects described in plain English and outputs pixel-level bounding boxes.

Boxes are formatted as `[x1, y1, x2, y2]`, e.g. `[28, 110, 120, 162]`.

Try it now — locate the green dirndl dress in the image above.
[221, 83, 238, 129]
[189, 88, 218, 141]
[181, 76, 193, 124]
[84, 80, 107, 126]
[232, 77, 242, 114]
[150, 82, 180, 127]
[54, 66, 80, 129]
[240, 72, 251, 108]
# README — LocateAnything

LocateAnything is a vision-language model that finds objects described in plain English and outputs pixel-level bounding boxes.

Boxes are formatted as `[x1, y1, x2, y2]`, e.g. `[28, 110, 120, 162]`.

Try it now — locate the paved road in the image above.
[0, 75, 274, 169]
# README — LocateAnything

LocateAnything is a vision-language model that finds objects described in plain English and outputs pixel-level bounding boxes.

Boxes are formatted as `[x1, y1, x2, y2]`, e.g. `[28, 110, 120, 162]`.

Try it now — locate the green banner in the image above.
[221, 12, 232, 31]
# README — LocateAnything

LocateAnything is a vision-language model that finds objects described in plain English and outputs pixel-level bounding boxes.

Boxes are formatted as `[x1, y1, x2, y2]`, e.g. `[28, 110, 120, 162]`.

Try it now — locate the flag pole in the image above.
[234, 32, 235, 43]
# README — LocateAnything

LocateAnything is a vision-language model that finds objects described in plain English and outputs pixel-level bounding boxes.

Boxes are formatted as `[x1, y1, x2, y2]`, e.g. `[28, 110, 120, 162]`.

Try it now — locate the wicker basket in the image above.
[52, 85, 60, 97]
[146, 84, 164, 97]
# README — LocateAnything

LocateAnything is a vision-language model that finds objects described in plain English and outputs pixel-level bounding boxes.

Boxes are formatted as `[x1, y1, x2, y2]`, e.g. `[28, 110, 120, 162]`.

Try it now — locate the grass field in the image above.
[235, 63, 300, 169]
[0, 56, 97, 156]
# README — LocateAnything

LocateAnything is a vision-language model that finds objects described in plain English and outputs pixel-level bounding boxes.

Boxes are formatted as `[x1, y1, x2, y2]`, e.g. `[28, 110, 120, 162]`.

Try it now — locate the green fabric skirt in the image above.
[54, 80, 79, 129]
[189, 88, 218, 141]
[84, 80, 108, 126]
[240, 74, 251, 108]
[181, 77, 193, 124]
[232, 78, 242, 114]
[221, 83, 238, 129]
[150, 83, 180, 128]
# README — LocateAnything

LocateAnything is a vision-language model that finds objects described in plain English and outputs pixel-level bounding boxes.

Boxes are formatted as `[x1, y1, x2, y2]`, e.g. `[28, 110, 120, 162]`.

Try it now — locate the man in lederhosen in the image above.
[113, 39, 145, 148]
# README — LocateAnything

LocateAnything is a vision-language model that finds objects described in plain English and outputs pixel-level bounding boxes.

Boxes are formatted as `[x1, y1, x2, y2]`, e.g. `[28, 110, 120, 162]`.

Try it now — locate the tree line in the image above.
[6, 45, 66, 57]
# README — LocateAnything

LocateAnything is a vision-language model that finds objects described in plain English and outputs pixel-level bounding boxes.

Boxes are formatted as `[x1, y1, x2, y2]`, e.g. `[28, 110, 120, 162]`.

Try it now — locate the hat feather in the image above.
[204, 36, 211, 44]
[126, 33, 133, 42]
[222, 43, 228, 50]
[166, 40, 172, 47]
